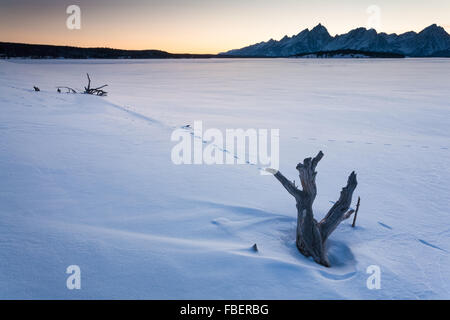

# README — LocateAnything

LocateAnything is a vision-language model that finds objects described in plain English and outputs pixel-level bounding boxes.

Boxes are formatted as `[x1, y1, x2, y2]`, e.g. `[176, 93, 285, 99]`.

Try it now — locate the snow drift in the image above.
[0, 58, 449, 299]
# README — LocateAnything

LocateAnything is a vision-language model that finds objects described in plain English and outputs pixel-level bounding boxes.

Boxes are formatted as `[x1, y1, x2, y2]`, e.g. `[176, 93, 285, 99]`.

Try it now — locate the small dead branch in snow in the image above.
[56, 86, 77, 94]
[351, 197, 361, 228]
[84, 73, 108, 96]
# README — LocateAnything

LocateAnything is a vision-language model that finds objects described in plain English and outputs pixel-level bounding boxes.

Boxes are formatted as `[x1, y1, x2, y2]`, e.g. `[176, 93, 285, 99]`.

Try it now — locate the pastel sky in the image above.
[1, 0, 449, 53]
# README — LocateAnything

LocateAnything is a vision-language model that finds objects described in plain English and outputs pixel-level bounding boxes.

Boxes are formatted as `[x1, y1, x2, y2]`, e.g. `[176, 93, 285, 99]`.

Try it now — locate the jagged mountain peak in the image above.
[310, 23, 331, 37]
[345, 27, 377, 35]
[311, 23, 326, 31]
[423, 23, 438, 30]
[419, 24, 447, 35]
[293, 28, 309, 37]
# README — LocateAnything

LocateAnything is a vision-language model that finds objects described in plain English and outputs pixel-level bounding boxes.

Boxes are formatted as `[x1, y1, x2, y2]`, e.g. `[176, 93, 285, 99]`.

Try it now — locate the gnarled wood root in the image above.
[268, 151, 357, 267]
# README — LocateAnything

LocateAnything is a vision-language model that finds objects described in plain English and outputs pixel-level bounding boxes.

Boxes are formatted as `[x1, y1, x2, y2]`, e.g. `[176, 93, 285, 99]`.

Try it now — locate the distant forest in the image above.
[294, 49, 405, 58]
[0, 42, 217, 59]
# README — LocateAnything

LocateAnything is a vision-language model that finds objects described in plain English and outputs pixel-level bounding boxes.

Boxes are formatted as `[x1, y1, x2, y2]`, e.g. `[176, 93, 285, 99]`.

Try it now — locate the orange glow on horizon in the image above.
[0, 1, 449, 54]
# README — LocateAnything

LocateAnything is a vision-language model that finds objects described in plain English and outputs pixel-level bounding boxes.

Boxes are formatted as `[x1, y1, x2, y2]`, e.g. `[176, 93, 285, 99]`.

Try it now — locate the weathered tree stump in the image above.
[266, 151, 358, 267]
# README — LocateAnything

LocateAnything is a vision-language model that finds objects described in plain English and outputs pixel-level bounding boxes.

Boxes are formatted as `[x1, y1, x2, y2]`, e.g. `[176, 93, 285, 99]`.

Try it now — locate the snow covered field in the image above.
[0, 58, 449, 299]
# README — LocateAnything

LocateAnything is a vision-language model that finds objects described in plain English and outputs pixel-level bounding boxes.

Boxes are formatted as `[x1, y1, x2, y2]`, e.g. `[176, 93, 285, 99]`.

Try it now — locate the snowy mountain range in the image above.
[221, 24, 450, 57]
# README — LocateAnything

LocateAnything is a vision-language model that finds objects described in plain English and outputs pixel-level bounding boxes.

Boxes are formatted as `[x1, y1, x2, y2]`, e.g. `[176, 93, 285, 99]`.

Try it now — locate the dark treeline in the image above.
[0, 42, 218, 59]
[293, 49, 405, 58]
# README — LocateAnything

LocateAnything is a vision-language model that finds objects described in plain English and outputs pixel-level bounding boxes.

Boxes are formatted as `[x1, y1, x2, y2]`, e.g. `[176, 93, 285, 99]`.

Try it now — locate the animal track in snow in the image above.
[289, 136, 447, 151]
[418, 239, 446, 252]
[378, 222, 392, 230]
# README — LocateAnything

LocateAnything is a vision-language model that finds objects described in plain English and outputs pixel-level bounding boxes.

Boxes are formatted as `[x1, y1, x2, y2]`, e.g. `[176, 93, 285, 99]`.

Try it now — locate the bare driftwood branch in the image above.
[318, 172, 357, 242]
[56, 86, 77, 94]
[267, 151, 358, 267]
[56, 74, 108, 96]
[273, 170, 302, 200]
[84, 73, 108, 96]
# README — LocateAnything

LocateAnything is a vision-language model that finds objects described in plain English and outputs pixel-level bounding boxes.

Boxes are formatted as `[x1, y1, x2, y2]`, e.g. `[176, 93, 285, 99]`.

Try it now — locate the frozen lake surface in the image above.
[0, 58, 449, 299]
